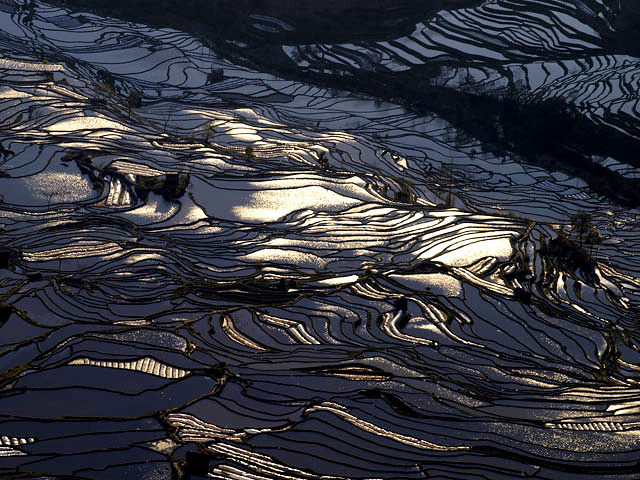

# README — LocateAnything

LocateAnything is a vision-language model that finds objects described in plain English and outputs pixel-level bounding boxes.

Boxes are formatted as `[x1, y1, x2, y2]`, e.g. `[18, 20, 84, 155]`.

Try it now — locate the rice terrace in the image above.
[1, 0, 640, 479]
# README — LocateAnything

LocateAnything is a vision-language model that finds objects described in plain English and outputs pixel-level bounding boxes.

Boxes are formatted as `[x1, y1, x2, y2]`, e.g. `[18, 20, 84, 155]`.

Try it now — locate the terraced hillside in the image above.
[0, 1, 640, 479]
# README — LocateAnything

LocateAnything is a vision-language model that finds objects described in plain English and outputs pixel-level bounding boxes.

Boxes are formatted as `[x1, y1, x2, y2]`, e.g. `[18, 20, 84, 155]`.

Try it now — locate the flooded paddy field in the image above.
[1, 0, 640, 478]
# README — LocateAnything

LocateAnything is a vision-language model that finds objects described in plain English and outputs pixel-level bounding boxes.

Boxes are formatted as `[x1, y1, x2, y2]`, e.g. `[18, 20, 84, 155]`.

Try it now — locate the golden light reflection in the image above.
[226, 127, 262, 142]
[231, 185, 362, 222]
[22, 242, 123, 261]
[120, 197, 178, 223]
[390, 273, 462, 296]
[429, 236, 515, 267]
[44, 116, 131, 134]
[23, 171, 93, 202]
[69, 357, 189, 378]
[147, 438, 179, 455]
[306, 402, 468, 451]
[314, 274, 359, 286]
[242, 248, 325, 267]
[0, 58, 64, 71]
[429, 209, 470, 218]
[109, 161, 165, 177]
[0, 87, 30, 99]
[221, 315, 267, 351]
[183, 203, 209, 223]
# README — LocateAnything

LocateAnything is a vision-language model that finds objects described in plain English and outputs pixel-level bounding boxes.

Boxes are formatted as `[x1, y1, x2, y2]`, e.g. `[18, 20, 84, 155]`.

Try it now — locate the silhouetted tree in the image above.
[570, 210, 602, 257]
[126, 90, 142, 118]
[317, 151, 331, 170]
[570, 211, 593, 247]
[586, 225, 602, 256]
[244, 145, 256, 161]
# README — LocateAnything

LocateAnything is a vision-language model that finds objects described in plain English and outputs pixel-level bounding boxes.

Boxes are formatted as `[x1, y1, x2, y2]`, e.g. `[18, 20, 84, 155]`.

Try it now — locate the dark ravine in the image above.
[49, 0, 486, 44]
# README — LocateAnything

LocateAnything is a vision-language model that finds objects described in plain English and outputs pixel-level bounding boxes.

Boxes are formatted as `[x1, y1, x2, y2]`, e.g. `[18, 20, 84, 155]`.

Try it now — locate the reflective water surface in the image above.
[1, 0, 640, 479]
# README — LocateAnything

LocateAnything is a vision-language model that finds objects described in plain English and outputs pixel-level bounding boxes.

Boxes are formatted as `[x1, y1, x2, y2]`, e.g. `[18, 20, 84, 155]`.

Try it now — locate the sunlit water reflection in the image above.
[0, 0, 640, 479]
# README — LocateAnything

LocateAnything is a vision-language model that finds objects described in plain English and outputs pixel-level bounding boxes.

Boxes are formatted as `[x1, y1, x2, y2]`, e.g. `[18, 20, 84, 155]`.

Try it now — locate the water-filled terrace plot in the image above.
[0, 0, 640, 479]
